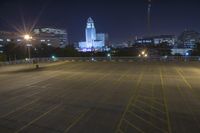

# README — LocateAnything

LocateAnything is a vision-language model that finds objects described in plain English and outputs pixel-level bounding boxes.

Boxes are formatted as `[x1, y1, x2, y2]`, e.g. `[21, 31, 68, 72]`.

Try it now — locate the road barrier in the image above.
[1, 56, 200, 66]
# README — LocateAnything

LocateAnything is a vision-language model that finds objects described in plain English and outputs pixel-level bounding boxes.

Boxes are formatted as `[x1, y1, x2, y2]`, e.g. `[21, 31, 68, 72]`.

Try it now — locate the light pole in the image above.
[107, 53, 111, 61]
[24, 34, 32, 60]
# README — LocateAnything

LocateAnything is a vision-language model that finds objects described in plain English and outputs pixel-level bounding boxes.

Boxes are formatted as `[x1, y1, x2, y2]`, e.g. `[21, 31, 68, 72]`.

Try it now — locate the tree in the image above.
[62, 45, 78, 57]
[0, 53, 6, 62]
[4, 42, 26, 61]
[156, 43, 172, 56]
[33, 43, 55, 58]
[112, 47, 138, 57]
[192, 43, 200, 56]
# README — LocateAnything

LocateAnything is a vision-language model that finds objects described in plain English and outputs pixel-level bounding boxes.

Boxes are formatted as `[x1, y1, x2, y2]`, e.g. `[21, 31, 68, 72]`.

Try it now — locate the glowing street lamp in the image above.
[24, 34, 32, 60]
[139, 50, 148, 58]
[107, 53, 112, 61]
[142, 51, 145, 55]
[24, 34, 32, 41]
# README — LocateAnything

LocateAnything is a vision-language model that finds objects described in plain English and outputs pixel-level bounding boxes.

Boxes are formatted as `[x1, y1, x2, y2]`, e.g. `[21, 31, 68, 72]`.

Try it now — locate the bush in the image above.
[0, 54, 6, 62]
[192, 43, 200, 56]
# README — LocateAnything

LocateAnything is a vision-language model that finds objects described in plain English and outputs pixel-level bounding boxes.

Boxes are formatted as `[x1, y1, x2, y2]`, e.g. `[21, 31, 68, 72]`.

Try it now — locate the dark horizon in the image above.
[0, 0, 200, 42]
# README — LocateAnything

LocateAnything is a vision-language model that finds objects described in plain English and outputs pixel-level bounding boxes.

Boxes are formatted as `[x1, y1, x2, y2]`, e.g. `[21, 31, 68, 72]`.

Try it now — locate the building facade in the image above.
[33, 28, 68, 48]
[0, 31, 21, 53]
[135, 35, 176, 46]
[0, 28, 68, 53]
[178, 30, 200, 48]
[79, 17, 109, 52]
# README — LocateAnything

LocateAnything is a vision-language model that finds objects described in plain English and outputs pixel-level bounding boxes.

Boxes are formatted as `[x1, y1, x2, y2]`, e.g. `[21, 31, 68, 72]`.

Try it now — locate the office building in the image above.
[178, 30, 200, 48]
[0, 31, 20, 53]
[135, 35, 176, 46]
[33, 28, 68, 48]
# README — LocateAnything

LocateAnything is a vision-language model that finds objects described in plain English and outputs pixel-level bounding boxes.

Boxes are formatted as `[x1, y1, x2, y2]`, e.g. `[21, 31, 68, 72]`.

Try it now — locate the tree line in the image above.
[0, 42, 200, 62]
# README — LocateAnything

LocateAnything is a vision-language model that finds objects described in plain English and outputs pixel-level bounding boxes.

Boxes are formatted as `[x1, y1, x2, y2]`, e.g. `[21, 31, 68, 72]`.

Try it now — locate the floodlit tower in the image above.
[85, 17, 96, 48]
[147, 0, 152, 36]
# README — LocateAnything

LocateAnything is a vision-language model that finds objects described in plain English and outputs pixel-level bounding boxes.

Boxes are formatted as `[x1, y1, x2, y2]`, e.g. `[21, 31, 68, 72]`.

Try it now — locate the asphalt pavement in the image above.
[0, 61, 200, 133]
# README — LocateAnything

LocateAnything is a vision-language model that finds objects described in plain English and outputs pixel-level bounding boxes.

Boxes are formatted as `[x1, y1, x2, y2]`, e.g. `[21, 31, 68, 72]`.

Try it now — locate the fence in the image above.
[1, 56, 200, 66]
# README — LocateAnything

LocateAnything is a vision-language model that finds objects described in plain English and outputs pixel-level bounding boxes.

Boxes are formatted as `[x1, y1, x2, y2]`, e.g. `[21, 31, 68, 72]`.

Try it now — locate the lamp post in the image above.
[24, 34, 39, 68]
[107, 53, 111, 61]
[24, 34, 32, 60]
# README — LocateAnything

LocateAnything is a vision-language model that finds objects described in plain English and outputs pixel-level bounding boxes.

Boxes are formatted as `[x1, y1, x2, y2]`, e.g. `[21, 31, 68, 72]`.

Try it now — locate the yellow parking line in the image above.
[136, 100, 165, 114]
[175, 66, 200, 100]
[64, 109, 90, 133]
[160, 68, 172, 133]
[3, 66, 83, 106]
[123, 118, 145, 133]
[151, 99, 165, 107]
[0, 99, 40, 118]
[151, 75, 155, 101]
[64, 64, 120, 130]
[131, 105, 166, 123]
[175, 68, 193, 90]
[64, 64, 121, 132]
[118, 129, 124, 133]
[116, 70, 144, 132]
[176, 84, 200, 127]
[14, 104, 61, 133]
[128, 110, 168, 133]
[138, 95, 161, 101]
[150, 77, 155, 128]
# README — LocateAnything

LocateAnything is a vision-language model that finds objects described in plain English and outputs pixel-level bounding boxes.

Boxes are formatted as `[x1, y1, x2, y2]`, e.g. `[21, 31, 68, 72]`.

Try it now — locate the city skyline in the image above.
[0, 0, 200, 42]
[1, 1, 200, 133]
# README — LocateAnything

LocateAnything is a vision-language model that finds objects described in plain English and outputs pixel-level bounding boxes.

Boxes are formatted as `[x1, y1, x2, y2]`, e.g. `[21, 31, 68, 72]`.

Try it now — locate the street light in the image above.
[142, 51, 145, 55]
[139, 50, 148, 58]
[24, 34, 32, 41]
[24, 34, 32, 60]
[107, 53, 112, 61]
[184, 52, 189, 62]
[107, 53, 111, 57]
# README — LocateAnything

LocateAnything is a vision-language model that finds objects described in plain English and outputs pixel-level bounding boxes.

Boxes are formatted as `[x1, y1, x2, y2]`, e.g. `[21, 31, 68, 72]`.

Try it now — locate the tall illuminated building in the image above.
[79, 17, 109, 52]
[85, 17, 96, 48]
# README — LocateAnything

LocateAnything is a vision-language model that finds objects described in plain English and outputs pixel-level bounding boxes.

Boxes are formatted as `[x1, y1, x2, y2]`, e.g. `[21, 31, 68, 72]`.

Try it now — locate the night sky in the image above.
[0, 0, 200, 42]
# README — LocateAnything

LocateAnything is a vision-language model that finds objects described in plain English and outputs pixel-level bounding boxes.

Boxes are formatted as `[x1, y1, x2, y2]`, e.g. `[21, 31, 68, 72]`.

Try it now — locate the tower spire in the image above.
[147, 0, 152, 36]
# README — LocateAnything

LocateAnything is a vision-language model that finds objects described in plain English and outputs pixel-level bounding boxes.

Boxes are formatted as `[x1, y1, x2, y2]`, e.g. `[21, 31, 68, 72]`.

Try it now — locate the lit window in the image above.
[0, 39, 3, 41]
[41, 40, 46, 42]
[7, 39, 11, 42]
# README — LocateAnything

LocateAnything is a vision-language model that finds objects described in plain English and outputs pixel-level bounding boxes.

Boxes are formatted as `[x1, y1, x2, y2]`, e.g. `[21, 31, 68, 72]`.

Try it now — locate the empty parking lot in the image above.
[0, 61, 200, 133]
